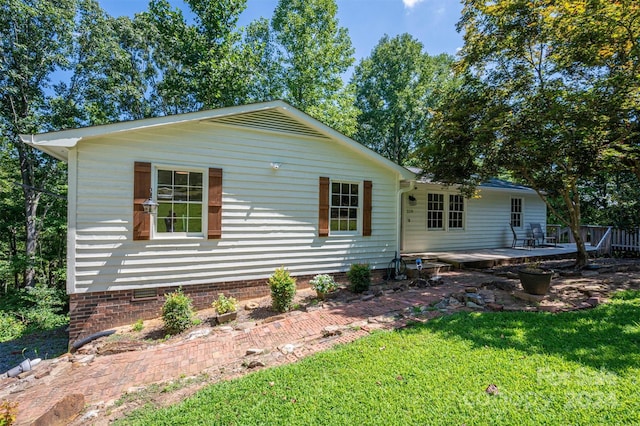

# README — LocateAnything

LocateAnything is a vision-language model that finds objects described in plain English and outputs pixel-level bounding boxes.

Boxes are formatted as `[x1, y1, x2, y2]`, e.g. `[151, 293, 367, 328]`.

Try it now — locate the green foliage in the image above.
[0, 400, 18, 426]
[426, 0, 640, 265]
[0, 285, 68, 342]
[132, 319, 145, 332]
[120, 298, 640, 425]
[161, 288, 195, 335]
[347, 263, 370, 293]
[212, 293, 238, 315]
[352, 33, 457, 165]
[0, 312, 25, 342]
[611, 289, 640, 301]
[309, 274, 337, 294]
[271, 0, 357, 135]
[268, 267, 297, 312]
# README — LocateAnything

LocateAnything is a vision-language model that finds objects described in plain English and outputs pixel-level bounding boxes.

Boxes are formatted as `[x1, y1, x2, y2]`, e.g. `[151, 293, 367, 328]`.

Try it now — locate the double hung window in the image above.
[426, 193, 465, 231]
[156, 168, 204, 235]
[330, 182, 359, 232]
[511, 198, 523, 228]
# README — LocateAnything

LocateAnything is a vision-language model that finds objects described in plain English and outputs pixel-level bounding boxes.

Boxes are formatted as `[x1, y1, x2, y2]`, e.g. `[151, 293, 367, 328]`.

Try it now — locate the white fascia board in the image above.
[18, 101, 289, 150]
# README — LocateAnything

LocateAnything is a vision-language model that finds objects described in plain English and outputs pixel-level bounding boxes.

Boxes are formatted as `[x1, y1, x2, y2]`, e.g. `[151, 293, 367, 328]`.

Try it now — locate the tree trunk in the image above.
[16, 142, 41, 288]
[568, 224, 589, 267]
[562, 183, 589, 268]
[24, 188, 41, 287]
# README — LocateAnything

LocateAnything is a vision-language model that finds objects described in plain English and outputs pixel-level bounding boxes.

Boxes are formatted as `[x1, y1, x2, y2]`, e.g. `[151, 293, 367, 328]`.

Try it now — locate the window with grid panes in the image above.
[330, 182, 359, 232]
[448, 194, 464, 229]
[156, 169, 204, 234]
[427, 193, 444, 230]
[511, 198, 522, 227]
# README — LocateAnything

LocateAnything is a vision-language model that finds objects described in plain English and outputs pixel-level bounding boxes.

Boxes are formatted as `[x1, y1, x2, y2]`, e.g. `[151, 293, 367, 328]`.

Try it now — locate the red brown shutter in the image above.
[363, 180, 372, 237]
[133, 162, 151, 241]
[208, 168, 223, 239]
[318, 177, 329, 237]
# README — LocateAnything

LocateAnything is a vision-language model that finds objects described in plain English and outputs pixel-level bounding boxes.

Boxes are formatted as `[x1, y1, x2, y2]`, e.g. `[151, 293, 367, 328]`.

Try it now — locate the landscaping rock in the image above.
[466, 301, 484, 309]
[512, 291, 545, 303]
[279, 344, 296, 354]
[33, 393, 84, 426]
[246, 360, 265, 369]
[485, 384, 499, 395]
[322, 326, 343, 337]
[464, 293, 485, 305]
[245, 348, 264, 356]
[96, 341, 147, 355]
[486, 303, 504, 311]
[187, 329, 211, 340]
[586, 297, 601, 307]
[263, 315, 285, 324]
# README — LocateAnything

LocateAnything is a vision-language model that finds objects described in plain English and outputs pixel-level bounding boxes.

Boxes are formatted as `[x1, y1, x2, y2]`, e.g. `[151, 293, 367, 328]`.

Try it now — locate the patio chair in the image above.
[510, 223, 533, 248]
[530, 223, 556, 247]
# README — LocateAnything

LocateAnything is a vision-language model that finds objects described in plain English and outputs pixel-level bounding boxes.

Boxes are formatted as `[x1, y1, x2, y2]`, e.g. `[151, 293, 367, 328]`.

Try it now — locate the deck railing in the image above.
[610, 228, 640, 253]
[551, 225, 639, 255]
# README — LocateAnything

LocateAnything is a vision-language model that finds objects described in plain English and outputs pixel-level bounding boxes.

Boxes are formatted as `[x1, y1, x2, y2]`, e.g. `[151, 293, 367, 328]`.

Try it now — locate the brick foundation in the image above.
[68, 270, 384, 346]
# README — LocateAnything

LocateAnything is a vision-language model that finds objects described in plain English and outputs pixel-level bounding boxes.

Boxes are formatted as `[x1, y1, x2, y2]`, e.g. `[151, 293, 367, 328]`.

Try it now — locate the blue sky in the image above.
[100, 0, 464, 62]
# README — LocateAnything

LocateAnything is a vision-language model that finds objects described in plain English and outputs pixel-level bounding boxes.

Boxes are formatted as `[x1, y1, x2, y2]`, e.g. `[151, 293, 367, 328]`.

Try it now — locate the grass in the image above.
[119, 291, 640, 425]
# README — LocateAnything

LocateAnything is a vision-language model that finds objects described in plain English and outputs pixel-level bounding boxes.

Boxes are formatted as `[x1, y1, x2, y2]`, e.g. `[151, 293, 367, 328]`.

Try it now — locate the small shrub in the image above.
[0, 400, 18, 426]
[268, 267, 297, 312]
[212, 293, 238, 314]
[161, 288, 195, 335]
[0, 312, 25, 343]
[132, 319, 144, 332]
[309, 274, 337, 294]
[348, 263, 371, 293]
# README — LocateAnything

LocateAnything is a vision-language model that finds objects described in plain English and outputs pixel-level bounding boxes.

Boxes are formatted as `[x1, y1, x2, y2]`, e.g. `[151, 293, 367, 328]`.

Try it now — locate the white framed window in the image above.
[330, 181, 360, 233]
[448, 194, 465, 230]
[427, 193, 444, 230]
[426, 192, 465, 231]
[155, 167, 205, 237]
[511, 197, 523, 228]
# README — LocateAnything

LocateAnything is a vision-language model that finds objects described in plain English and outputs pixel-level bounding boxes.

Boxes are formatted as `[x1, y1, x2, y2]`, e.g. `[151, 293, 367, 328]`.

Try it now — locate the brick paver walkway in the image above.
[4, 272, 483, 425]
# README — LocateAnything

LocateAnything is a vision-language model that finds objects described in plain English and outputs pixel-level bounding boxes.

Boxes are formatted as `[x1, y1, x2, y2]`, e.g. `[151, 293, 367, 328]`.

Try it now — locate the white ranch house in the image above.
[21, 100, 546, 343]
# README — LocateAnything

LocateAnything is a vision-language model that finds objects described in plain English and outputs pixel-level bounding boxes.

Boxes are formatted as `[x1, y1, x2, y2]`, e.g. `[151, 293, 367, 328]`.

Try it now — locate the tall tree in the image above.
[271, 0, 356, 135]
[144, 0, 249, 113]
[51, 0, 158, 126]
[550, 1, 640, 181]
[427, 0, 640, 267]
[352, 34, 455, 165]
[0, 0, 76, 287]
[242, 17, 285, 103]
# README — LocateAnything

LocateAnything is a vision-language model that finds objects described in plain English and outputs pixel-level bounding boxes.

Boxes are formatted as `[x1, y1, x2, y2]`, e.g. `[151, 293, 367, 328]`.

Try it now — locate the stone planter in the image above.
[518, 269, 553, 295]
[215, 311, 237, 325]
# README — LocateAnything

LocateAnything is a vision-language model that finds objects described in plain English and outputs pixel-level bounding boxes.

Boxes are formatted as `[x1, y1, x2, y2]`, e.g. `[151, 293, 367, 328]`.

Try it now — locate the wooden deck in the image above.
[403, 243, 598, 269]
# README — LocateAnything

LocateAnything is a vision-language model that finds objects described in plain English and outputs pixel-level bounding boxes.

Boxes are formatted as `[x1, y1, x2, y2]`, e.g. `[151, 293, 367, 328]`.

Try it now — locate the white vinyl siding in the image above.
[69, 122, 402, 293]
[402, 184, 546, 252]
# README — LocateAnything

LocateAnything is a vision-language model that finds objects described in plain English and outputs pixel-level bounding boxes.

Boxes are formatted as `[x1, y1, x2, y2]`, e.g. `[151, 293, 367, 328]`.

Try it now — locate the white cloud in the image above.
[403, 0, 425, 9]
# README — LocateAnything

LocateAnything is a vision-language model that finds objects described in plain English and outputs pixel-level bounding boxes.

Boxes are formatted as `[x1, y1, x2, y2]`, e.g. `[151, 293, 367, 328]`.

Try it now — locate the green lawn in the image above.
[120, 291, 640, 425]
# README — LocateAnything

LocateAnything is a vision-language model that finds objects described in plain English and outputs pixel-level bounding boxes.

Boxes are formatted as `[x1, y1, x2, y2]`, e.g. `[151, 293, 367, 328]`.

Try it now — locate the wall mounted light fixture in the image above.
[142, 188, 159, 214]
[270, 162, 281, 170]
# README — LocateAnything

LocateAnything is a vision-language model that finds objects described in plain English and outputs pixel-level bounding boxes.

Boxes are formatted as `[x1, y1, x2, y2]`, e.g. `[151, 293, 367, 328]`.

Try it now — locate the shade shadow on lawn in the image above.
[119, 291, 640, 426]
[408, 291, 640, 373]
